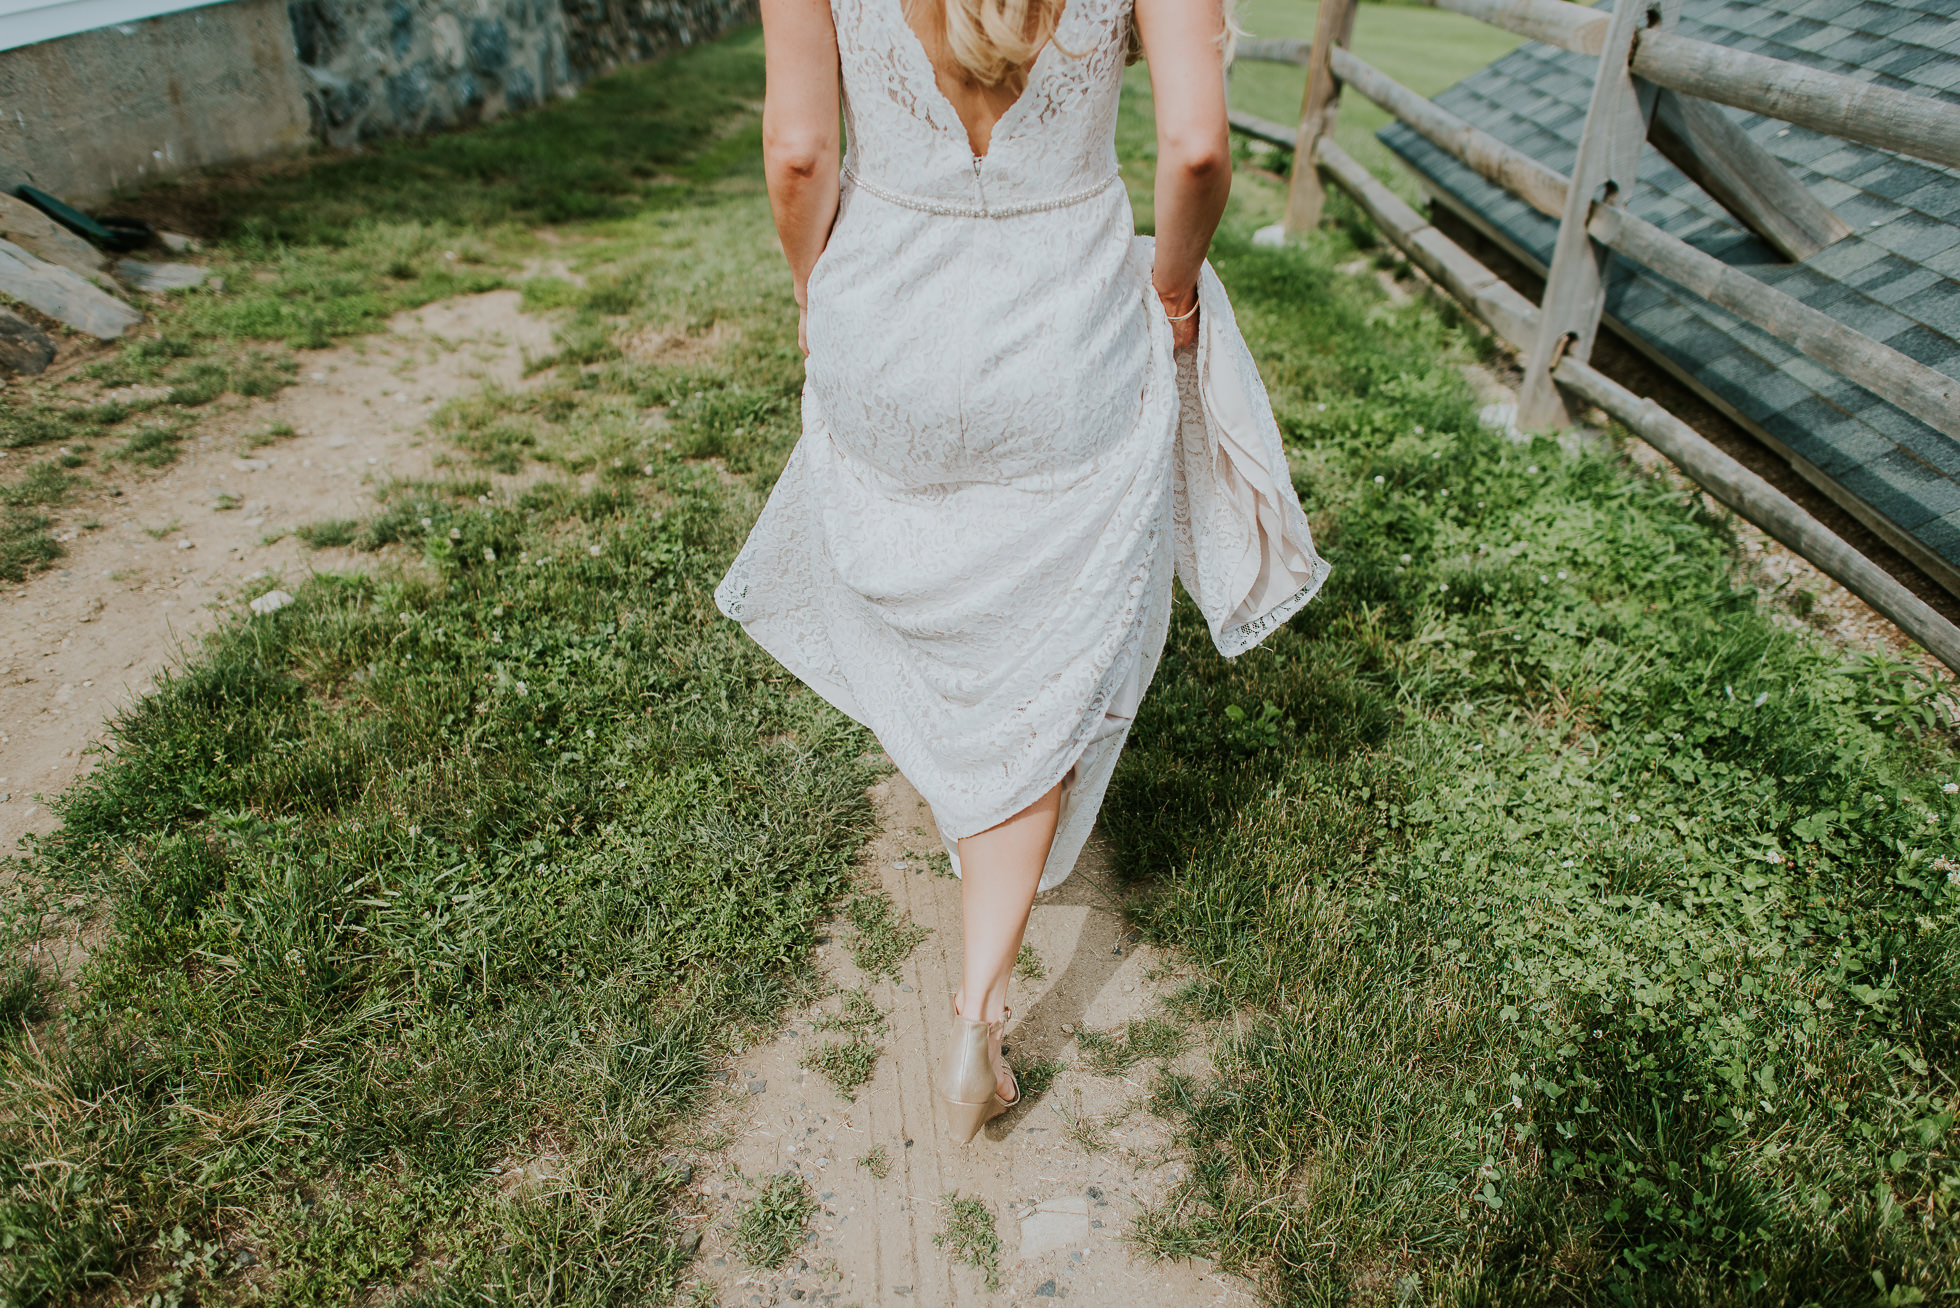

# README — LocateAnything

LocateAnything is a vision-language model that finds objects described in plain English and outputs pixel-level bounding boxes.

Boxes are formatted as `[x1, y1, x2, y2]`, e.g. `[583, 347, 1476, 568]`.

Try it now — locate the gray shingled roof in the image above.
[1379, 0, 1960, 593]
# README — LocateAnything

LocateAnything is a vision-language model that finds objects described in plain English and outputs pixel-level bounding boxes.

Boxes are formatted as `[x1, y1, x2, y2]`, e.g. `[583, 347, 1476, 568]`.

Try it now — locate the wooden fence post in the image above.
[1516, 0, 1677, 430]
[1284, 0, 1360, 236]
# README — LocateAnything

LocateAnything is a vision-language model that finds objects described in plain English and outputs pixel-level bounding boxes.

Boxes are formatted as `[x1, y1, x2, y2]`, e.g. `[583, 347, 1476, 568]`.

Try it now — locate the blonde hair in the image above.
[920, 0, 1237, 94]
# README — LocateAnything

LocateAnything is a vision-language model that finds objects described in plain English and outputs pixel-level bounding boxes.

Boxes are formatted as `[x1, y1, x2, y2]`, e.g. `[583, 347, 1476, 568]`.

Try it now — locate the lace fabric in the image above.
[715, 0, 1328, 890]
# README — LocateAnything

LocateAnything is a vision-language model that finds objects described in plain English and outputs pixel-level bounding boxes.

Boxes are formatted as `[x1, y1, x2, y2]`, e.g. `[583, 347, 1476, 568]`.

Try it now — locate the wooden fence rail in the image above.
[1316, 45, 1960, 444]
[1229, 3, 1960, 672]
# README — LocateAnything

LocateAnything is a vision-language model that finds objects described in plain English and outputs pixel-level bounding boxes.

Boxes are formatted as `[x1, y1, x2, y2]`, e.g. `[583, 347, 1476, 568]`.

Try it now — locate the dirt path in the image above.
[693, 773, 1250, 1307]
[0, 291, 555, 859]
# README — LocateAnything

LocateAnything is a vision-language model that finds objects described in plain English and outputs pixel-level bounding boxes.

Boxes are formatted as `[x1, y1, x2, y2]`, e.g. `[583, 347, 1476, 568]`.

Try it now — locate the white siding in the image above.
[0, 0, 235, 54]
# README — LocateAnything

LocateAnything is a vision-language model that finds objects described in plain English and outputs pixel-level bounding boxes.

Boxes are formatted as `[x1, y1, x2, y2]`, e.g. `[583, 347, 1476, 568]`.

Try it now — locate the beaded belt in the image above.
[843, 167, 1120, 219]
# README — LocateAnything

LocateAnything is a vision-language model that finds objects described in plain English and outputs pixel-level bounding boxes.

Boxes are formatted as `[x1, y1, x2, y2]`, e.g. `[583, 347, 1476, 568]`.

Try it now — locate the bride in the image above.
[717, 0, 1328, 1142]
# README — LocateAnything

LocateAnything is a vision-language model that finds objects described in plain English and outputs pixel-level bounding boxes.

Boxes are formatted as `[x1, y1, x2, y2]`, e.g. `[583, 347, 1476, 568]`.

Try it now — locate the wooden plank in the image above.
[1556, 356, 1960, 673]
[1285, 0, 1360, 236]
[1588, 204, 1960, 443]
[1647, 88, 1852, 261]
[1317, 139, 1542, 351]
[1228, 109, 1298, 151]
[1312, 139, 1960, 670]
[0, 239, 141, 340]
[1234, 37, 1310, 66]
[1632, 30, 1960, 172]
[1331, 47, 1569, 220]
[1424, 0, 1610, 54]
[1517, 0, 1676, 430]
[1311, 50, 1949, 438]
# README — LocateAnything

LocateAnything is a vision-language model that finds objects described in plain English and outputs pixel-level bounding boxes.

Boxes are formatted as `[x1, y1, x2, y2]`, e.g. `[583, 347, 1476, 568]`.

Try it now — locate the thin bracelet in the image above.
[1164, 301, 1199, 322]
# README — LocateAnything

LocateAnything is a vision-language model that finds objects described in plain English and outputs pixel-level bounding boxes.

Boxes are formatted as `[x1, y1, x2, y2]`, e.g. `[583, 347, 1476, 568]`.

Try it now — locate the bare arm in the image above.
[762, 0, 842, 354]
[1134, 0, 1232, 348]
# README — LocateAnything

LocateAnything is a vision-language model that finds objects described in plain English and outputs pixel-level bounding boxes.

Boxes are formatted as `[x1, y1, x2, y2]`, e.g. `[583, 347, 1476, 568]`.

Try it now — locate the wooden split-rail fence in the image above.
[1227, 0, 1960, 674]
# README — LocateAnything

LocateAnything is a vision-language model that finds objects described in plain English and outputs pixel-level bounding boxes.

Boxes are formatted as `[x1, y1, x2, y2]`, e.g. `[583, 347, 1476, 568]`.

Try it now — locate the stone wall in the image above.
[0, 0, 755, 203]
[288, 0, 574, 148]
[560, 0, 756, 78]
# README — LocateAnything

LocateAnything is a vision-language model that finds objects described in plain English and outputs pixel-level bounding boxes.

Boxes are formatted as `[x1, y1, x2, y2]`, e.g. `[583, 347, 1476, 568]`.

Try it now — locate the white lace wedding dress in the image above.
[715, 0, 1330, 890]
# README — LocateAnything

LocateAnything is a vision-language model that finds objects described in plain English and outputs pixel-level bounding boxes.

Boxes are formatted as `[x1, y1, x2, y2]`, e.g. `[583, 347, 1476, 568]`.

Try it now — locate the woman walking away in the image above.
[717, 0, 1330, 1143]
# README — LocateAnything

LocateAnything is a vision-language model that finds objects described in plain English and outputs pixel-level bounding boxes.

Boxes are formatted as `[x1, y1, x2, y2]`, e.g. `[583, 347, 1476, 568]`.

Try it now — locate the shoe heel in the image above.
[941, 1095, 995, 1145]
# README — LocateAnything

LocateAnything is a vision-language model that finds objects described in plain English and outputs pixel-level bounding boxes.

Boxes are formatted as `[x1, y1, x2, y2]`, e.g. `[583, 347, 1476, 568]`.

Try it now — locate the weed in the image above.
[0, 461, 76, 507]
[213, 492, 241, 511]
[1014, 942, 1045, 981]
[1057, 1090, 1113, 1153]
[933, 1193, 1002, 1292]
[1076, 1016, 1190, 1077]
[295, 518, 360, 549]
[0, 507, 61, 581]
[143, 520, 181, 539]
[843, 892, 930, 981]
[733, 1173, 816, 1270]
[801, 986, 888, 1100]
[1014, 1056, 1063, 1099]
[856, 1146, 891, 1180]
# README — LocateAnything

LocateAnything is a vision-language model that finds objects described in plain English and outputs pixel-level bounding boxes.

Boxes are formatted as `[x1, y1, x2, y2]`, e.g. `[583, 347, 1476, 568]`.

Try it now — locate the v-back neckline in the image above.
[890, 0, 1064, 160]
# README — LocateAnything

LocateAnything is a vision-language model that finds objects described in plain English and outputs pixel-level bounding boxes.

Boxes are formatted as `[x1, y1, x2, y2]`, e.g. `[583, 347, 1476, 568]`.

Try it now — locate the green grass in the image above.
[7, 15, 1956, 1307]
[0, 28, 888, 1308]
[1096, 78, 1960, 1296]
[842, 891, 932, 981]
[856, 1145, 892, 1180]
[801, 986, 889, 1100]
[933, 1194, 1003, 1292]
[1014, 942, 1046, 981]
[1227, 0, 1525, 201]
[732, 1173, 817, 1271]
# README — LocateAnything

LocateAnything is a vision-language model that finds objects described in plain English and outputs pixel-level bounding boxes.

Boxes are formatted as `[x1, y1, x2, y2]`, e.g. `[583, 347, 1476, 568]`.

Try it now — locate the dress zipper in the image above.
[971, 155, 988, 217]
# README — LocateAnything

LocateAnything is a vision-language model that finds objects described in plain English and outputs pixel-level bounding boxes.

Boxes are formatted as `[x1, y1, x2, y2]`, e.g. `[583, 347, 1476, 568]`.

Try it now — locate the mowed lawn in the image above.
[2, 15, 1959, 1308]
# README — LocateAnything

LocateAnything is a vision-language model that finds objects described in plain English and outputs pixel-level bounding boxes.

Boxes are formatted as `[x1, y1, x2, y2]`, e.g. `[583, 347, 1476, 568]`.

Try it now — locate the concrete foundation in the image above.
[0, 0, 755, 206]
[0, 0, 312, 204]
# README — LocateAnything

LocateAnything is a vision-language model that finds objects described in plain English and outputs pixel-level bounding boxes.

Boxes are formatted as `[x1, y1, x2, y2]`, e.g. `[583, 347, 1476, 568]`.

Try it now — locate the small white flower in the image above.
[1316, 403, 1327, 412]
[642, 464, 655, 475]
[1414, 425, 1425, 434]
[493, 606, 504, 617]
[448, 527, 462, 541]
[1374, 475, 1386, 484]
[1628, 813, 1641, 824]
[586, 728, 596, 738]
[408, 825, 420, 837]
[1753, 692, 1769, 708]
[1539, 574, 1549, 583]
[1400, 553, 1412, 564]
[1562, 859, 1575, 867]
[1945, 783, 1957, 794]
[1387, 894, 1399, 902]
[1470, 744, 1482, 752]
[589, 544, 603, 557]
[1592, 1029, 1602, 1039]
[1765, 849, 1784, 864]
[483, 547, 496, 563]
[1511, 1095, 1523, 1110]
[1438, 582, 1449, 592]
[1527, 465, 1540, 474]
[420, 517, 433, 530]
[1440, 489, 1449, 497]
[514, 681, 529, 696]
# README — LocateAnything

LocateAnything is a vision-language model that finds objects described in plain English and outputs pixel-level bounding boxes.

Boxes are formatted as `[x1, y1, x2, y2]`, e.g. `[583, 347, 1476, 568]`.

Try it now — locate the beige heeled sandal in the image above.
[938, 1001, 1020, 1145]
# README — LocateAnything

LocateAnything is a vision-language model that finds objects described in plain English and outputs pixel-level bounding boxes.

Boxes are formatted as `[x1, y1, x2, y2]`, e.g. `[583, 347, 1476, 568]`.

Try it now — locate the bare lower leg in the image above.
[955, 782, 1062, 1098]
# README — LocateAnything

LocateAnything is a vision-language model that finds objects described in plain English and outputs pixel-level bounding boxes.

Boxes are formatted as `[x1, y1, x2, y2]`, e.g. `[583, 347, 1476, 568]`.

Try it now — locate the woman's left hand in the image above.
[1158, 284, 1200, 351]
